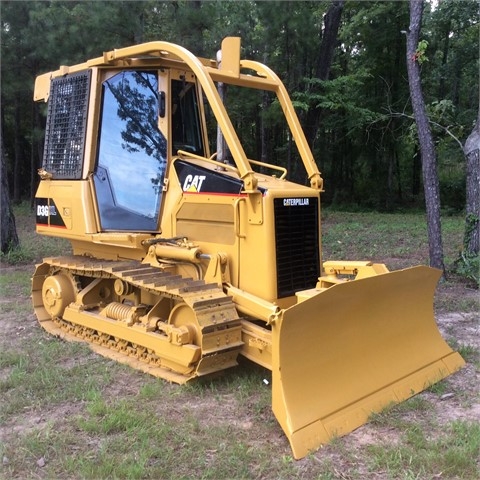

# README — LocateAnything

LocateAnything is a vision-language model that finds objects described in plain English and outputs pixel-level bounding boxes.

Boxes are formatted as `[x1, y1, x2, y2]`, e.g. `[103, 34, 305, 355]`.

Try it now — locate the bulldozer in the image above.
[31, 37, 464, 459]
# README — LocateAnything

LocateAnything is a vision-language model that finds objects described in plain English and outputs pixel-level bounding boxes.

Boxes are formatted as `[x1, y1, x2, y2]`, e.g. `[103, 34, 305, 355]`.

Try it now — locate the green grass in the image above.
[435, 292, 480, 313]
[0, 270, 32, 295]
[321, 209, 465, 269]
[366, 397, 480, 479]
[456, 343, 480, 367]
[366, 420, 480, 479]
[1, 204, 478, 479]
[71, 398, 267, 480]
[0, 362, 293, 479]
[0, 336, 111, 421]
[369, 396, 433, 429]
[0, 270, 34, 314]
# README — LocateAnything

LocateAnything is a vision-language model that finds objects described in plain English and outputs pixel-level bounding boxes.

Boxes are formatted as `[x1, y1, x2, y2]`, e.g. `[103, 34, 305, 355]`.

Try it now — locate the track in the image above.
[32, 256, 243, 383]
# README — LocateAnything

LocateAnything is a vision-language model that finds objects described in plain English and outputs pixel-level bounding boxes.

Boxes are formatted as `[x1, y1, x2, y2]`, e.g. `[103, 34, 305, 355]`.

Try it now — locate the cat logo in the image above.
[183, 174, 206, 192]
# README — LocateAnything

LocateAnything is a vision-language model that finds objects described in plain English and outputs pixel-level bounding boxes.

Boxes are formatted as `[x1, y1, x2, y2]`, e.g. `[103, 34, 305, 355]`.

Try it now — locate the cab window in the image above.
[94, 70, 167, 231]
[171, 79, 204, 156]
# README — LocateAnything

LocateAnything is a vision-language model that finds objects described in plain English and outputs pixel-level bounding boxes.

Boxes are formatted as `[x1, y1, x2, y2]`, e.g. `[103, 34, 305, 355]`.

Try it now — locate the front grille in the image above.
[274, 197, 320, 298]
[43, 71, 91, 179]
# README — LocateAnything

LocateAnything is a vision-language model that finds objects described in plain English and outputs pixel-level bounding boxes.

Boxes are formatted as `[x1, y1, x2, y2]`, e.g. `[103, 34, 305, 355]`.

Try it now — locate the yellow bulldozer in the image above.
[31, 37, 464, 459]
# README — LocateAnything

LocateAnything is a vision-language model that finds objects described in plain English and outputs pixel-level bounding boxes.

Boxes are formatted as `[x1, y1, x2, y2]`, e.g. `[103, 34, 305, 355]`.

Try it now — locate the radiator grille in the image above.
[43, 71, 91, 179]
[274, 197, 320, 298]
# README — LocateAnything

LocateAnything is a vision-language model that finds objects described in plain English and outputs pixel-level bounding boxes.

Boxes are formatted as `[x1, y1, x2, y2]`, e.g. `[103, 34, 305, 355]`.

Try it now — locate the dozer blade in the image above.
[271, 265, 465, 459]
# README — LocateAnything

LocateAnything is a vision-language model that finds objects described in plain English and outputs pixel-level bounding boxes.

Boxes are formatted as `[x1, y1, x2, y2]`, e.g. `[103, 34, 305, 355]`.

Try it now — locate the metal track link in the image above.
[33, 256, 244, 383]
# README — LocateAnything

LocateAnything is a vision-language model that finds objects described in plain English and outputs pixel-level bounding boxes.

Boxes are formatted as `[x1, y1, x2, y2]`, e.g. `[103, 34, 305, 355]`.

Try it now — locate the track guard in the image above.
[271, 265, 465, 459]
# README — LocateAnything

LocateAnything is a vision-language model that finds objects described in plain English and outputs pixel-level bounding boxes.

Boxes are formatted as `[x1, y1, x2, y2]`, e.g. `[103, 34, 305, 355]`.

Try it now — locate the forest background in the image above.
[1, 1, 478, 261]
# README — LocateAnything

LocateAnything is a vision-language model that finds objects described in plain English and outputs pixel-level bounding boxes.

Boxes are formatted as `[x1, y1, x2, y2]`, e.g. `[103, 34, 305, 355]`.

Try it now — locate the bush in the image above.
[455, 251, 480, 288]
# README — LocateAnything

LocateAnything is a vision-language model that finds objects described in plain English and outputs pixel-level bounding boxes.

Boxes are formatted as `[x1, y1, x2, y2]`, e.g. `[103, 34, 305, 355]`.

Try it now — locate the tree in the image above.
[303, 0, 345, 150]
[463, 107, 480, 255]
[456, 106, 480, 285]
[405, 0, 444, 273]
[0, 113, 19, 254]
[1, 1, 151, 212]
[307, 1, 412, 208]
[1, 0, 477, 215]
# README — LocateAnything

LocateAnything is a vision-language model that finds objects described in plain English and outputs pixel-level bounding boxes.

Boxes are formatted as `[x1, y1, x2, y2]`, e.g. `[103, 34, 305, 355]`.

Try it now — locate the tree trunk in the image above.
[412, 144, 421, 197]
[463, 107, 480, 255]
[437, 17, 451, 99]
[13, 95, 22, 203]
[406, 0, 445, 273]
[0, 115, 19, 253]
[216, 80, 227, 162]
[261, 49, 270, 165]
[304, 0, 345, 149]
[31, 83, 43, 206]
[261, 91, 269, 163]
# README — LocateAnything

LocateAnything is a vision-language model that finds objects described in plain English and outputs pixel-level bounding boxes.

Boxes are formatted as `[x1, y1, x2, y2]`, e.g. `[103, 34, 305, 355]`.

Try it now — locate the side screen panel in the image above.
[43, 71, 91, 179]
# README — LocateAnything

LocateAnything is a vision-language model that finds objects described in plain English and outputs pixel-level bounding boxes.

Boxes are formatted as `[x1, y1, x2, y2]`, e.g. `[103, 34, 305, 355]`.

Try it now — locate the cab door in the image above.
[93, 70, 167, 231]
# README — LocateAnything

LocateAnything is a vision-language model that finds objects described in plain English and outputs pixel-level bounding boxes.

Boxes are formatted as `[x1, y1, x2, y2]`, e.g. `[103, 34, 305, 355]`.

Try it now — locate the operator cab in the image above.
[93, 70, 205, 232]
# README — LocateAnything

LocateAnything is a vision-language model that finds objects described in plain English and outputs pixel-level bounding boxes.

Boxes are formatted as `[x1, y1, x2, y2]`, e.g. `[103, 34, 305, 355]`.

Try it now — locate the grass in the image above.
[0, 270, 35, 315]
[321, 209, 466, 268]
[455, 343, 480, 368]
[435, 288, 480, 313]
[0, 203, 478, 479]
[369, 396, 433, 429]
[367, 398, 480, 479]
[0, 335, 112, 421]
[71, 402, 263, 479]
[366, 420, 480, 479]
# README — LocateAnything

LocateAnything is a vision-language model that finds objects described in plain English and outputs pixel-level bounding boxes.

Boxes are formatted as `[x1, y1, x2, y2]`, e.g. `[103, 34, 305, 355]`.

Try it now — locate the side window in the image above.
[94, 71, 167, 231]
[171, 79, 204, 156]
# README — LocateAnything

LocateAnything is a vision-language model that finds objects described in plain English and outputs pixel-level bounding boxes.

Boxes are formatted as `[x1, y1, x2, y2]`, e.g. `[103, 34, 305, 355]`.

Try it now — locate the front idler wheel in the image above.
[42, 273, 77, 318]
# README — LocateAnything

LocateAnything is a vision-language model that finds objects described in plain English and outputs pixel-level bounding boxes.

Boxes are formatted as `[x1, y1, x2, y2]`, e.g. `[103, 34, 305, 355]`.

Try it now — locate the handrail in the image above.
[241, 59, 324, 191]
[176, 150, 240, 175]
[178, 151, 287, 181]
[247, 159, 287, 180]
[234, 198, 246, 239]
